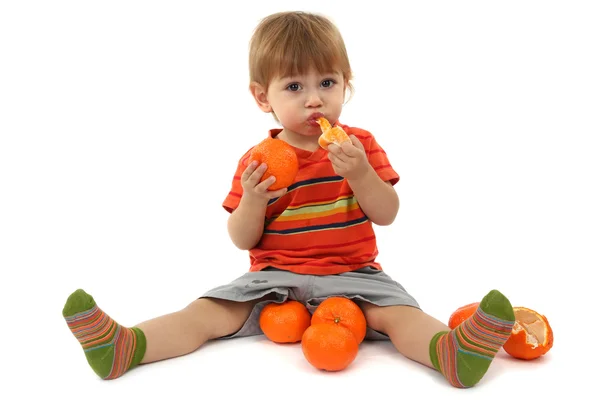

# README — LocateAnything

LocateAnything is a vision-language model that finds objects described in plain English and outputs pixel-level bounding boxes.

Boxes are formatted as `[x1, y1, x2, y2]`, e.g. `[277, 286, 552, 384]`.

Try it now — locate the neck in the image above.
[278, 129, 320, 152]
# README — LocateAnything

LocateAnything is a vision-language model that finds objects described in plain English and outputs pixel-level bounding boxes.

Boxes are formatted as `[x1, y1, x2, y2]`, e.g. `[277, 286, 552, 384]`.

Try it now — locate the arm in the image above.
[327, 135, 399, 226]
[227, 196, 268, 250]
[227, 160, 287, 250]
[347, 168, 399, 226]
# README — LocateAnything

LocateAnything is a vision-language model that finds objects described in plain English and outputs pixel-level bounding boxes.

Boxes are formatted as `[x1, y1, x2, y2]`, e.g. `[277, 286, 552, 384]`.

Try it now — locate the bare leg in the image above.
[136, 297, 264, 364]
[362, 303, 447, 368]
[63, 288, 270, 379]
[362, 289, 515, 388]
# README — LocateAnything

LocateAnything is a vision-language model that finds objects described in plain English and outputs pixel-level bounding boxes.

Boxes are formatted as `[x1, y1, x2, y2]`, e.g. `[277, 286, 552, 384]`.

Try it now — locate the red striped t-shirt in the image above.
[222, 123, 399, 275]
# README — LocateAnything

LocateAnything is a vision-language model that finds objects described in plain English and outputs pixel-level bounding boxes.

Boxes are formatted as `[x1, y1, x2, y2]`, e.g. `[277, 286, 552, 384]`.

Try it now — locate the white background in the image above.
[1, 0, 598, 398]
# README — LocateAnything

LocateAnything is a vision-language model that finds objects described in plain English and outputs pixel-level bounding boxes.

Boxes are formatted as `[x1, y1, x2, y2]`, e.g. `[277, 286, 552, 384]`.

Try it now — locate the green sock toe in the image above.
[62, 289, 96, 317]
[479, 289, 515, 322]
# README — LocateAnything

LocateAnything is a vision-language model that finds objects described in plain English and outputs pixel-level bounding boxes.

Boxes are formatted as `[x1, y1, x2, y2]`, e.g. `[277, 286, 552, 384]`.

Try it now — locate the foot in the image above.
[430, 289, 515, 388]
[63, 289, 146, 379]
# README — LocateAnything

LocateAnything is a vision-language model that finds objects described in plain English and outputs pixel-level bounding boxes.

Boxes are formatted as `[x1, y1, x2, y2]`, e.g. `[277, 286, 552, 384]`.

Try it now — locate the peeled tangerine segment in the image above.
[317, 117, 351, 149]
[503, 306, 554, 360]
[316, 117, 333, 132]
[513, 308, 546, 348]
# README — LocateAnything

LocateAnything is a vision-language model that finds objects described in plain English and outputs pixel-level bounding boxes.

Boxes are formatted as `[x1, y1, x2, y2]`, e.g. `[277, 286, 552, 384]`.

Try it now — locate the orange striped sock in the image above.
[430, 289, 515, 388]
[63, 289, 146, 380]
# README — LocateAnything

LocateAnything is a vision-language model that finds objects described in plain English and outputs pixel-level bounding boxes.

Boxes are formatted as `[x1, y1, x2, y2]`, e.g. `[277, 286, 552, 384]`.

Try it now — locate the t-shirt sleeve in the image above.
[222, 151, 253, 213]
[349, 127, 400, 186]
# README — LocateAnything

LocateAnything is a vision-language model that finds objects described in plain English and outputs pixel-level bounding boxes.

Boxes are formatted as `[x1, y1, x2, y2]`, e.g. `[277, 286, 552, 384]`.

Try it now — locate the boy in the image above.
[63, 11, 515, 388]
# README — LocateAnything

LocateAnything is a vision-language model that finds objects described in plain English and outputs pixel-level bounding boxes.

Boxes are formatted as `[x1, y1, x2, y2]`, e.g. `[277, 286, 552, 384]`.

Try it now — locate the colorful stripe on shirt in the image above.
[221, 124, 399, 275]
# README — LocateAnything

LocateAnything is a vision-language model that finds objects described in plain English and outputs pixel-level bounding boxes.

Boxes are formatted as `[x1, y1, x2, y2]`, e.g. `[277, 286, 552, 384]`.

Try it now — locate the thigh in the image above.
[360, 301, 425, 335]
[198, 269, 312, 339]
[184, 295, 275, 340]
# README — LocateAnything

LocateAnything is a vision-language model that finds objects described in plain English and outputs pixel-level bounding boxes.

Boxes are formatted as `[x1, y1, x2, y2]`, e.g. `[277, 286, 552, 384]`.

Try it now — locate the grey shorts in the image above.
[199, 266, 420, 341]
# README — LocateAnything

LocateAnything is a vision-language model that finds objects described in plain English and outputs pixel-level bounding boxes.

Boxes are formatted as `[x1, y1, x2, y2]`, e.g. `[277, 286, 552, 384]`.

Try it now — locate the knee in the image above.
[362, 303, 423, 335]
[182, 297, 257, 340]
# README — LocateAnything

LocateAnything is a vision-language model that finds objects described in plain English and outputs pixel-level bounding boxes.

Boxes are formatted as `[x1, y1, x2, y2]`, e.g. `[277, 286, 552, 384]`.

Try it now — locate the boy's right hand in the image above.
[240, 160, 288, 204]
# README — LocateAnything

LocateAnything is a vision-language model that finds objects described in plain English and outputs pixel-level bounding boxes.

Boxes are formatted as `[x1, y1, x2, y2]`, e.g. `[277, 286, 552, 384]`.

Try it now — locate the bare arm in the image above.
[327, 135, 399, 226]
[227, 160, 287, 250]
[347, 168, 399, 226]
[227, 196, 268, 250]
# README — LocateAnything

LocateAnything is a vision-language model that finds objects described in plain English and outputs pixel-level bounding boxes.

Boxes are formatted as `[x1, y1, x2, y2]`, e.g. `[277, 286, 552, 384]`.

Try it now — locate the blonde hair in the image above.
[249, 11, 354, 98]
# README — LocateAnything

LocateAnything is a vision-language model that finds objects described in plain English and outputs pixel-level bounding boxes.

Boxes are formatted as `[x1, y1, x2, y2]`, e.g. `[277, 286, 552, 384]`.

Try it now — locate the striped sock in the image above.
[63, 289, 146, 380]
[430, 289, 515, 388]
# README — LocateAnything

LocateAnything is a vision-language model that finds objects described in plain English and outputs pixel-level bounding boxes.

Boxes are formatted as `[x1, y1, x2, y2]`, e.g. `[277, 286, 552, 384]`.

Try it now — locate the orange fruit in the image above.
[249, 137, 298, 190]
[316, 117, 351, 149]
[311, 297, 367, 344]
[259, 300, 311, 344]
[448, 302, 554, 361]
[502, 306, 554, 360]
[301, 323, 359, 372]
[448, 302, 480, 329]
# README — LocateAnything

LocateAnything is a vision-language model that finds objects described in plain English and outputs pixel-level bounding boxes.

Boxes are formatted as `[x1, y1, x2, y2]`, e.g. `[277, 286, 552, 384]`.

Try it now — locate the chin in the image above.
[302, 126, 323, 136]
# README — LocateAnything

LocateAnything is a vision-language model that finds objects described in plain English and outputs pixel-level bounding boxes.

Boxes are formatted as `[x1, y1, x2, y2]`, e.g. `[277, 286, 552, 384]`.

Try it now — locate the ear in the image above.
[343, 79, 353, 104]
[249, 82, 272, 113]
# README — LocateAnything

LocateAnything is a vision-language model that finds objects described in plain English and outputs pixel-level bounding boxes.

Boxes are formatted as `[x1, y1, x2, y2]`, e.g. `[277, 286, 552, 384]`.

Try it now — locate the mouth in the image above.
[307, 112, 325, 127]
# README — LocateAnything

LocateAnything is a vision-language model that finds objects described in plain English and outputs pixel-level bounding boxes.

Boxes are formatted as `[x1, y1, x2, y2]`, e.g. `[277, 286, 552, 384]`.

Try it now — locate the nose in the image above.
[305, 91, 323, 108]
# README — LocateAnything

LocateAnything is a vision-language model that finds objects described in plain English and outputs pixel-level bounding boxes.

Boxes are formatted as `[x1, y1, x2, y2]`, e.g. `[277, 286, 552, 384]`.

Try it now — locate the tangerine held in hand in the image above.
[259, 300, 311, 344]
[316, 117, 351, 150]
[301, 323, 359, 372]
[249, 137, 298, 190]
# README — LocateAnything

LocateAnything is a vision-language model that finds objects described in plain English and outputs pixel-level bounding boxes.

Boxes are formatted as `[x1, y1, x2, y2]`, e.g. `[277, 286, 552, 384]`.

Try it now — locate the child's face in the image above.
[259, 68, 346, 139]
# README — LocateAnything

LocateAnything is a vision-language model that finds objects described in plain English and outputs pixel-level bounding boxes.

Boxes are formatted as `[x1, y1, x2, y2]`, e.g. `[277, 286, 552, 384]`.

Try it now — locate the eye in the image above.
[286, 83, 300, 91]
[321, 79, 336, 88]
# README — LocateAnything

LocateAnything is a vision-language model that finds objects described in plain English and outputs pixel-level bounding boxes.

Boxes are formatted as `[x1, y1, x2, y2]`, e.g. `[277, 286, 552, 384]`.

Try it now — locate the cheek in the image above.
[273, 105, 298, 124]
[327, 88, 345, 104]
[279, 100, 300, 117]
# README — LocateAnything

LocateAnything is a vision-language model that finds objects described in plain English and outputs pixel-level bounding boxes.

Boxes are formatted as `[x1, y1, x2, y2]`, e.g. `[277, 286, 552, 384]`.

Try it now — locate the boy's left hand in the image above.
[327, 135, 370, 181]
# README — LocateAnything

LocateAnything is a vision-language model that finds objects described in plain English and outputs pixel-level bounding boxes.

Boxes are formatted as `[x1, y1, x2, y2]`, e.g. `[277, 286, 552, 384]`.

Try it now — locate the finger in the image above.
[241, 160, 259, 181]
[331, 160, 344, 173]
[340, 140, 360, 157]
[349, 135, 364, 151]
[268, 187, 288, 198]
[328, 152, 345, 170]
[248, 163, 268, 184]
[340, 137, 365, 157]
[327, 143, 344, 157]
[328, 144, 351, 163]
[256, 175, 276, 191]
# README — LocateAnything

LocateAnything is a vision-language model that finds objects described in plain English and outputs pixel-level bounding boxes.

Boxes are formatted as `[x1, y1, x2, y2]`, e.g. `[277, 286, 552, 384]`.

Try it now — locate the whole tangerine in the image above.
[248, 137, 298, 190]
[301, 323, 359, 372]
[311, 297, 367, 344]
[259, 300, 311, 344]
[448, 302, 480, 329]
